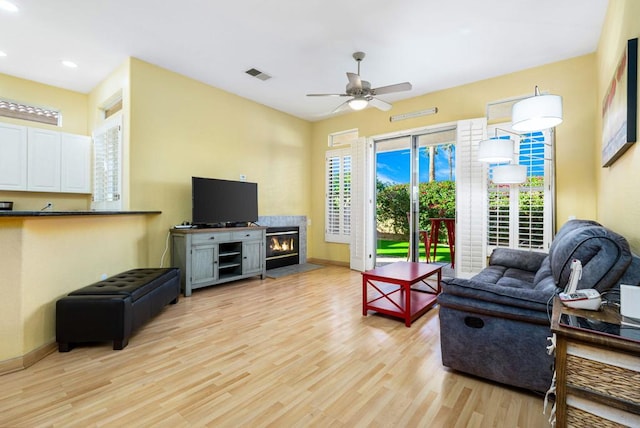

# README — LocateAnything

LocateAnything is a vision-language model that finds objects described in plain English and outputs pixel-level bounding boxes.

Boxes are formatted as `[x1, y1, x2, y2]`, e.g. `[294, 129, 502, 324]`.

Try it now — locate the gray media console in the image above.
[170, 226, 266, 296]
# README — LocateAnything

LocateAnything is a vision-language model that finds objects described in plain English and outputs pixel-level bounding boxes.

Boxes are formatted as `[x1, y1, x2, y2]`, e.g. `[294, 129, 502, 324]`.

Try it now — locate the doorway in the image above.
[374, 127, 456, 267]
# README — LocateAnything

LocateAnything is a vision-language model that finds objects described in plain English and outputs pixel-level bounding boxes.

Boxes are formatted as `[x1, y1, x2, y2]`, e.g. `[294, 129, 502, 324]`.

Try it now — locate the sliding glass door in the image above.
[374, 127, 456, 266]
[375, 135, 416, 265]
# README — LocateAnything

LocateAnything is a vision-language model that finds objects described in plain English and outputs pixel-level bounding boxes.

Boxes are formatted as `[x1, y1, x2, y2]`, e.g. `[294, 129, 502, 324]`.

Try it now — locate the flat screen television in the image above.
[192, 177, 258, 226]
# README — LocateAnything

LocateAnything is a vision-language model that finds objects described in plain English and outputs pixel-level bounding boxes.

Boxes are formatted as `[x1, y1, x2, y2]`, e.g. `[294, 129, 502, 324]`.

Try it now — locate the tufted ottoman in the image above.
[56, 268, 180, 351]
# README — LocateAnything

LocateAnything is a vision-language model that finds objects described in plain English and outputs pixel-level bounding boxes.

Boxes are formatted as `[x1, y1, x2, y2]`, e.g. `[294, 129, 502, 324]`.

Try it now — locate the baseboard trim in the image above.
[306, 258, 349, 268]
[0, 341, 57, 376]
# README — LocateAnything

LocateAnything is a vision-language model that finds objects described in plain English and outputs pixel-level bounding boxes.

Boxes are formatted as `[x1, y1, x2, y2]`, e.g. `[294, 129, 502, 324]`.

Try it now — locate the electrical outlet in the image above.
[45, 201, 53, 210]
[240, 174, 247, 181]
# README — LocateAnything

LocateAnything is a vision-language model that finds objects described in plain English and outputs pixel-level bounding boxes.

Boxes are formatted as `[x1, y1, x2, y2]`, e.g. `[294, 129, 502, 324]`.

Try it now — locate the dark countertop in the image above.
[0, 210, 161, 217]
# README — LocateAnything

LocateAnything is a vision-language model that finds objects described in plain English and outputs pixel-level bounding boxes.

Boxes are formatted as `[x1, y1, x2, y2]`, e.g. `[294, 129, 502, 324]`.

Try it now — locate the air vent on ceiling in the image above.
[245, 68, 272, 81]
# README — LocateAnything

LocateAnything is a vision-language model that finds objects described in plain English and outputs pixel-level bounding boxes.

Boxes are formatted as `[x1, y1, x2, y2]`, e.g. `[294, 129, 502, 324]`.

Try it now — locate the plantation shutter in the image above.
[517, 132, 549, 250]
[486, 126, 553, 253]
[350, 137, 372, 272]
[455, 118, 488, 277]
[325, 148, 351, 243]
[487, 135, 513, 248]
[487, 182, 511, 247]
[92, 114, 122, 211]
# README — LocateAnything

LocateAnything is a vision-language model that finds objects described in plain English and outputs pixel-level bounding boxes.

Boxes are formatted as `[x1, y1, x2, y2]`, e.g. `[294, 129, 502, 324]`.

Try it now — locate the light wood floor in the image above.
[0, 265, 550, 427]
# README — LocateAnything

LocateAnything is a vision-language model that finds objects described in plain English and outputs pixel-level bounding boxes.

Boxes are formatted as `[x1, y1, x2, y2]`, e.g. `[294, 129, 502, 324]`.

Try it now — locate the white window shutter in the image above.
[455, 118, 488, 277]
[516, 131, 550, 250]
[92, 114, 123, 211]
[350, 137, 370, 272]
[487, 183, 512, 247]
[325, 148, 351, 243]
[485, 126, 554, 253]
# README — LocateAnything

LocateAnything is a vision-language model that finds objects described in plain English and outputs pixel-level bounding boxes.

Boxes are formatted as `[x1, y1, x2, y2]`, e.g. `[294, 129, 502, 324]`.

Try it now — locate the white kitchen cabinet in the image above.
[0, 123, 91, 194]
[0, 123, 28, 190]
[27, 128, 61, 192]
[60, 133, 91, 193]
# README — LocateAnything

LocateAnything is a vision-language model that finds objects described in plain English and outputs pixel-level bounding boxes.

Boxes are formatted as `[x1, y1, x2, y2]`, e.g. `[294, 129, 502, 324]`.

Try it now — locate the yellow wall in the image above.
[0, 215, 152, 362]
[0, 73, 88, 134]
[0, 58, 311, 365]
[0, 219, 23, 361]
[0, 73, 91, 211]
[126, 58, 312, 266]
[309, 55, 599, 264]
[596, 0, 640, 253]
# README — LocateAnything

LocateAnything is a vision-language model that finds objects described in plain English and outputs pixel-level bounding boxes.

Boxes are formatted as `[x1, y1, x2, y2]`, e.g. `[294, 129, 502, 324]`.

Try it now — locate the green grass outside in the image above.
[377, 239, 452, 263]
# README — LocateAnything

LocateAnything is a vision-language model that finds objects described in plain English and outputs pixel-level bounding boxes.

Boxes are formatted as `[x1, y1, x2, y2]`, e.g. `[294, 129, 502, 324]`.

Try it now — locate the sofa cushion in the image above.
[473, 265, 536, 289]
[472, 265, 507, 284]
[548, 219, 601, 260]
[550, 225, 631, 292]
[496, 272, 536, 289]
[440, 277, 555, 312]
[533, 256, 552, 286]
[489, 247, 547, 273]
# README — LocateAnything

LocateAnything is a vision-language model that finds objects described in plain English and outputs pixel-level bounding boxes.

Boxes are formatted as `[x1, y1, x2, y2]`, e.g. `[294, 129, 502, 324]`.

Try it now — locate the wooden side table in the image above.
[551, 297, 640, 427]
[362, 261, 442, 327]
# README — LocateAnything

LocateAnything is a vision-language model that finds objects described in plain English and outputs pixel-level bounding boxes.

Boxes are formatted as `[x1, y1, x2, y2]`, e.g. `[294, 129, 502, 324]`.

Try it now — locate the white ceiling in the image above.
[0, 0, 608, 122]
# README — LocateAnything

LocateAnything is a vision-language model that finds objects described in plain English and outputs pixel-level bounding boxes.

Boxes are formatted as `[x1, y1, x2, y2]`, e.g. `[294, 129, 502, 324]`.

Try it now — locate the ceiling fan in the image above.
[307, 52, 412, 113]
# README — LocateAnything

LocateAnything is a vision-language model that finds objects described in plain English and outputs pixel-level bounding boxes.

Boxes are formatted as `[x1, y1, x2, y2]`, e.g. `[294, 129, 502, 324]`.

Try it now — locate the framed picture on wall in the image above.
[601, 37, 638, 167]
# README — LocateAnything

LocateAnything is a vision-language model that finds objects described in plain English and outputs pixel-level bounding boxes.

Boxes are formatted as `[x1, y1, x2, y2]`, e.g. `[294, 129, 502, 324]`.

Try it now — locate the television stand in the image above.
[170, 226, 266, 296]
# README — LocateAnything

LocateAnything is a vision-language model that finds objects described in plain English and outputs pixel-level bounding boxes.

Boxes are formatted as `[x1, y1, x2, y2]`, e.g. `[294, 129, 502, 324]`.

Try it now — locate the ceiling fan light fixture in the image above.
[307, 52, 411, 114]
[348, 97, 368, 111]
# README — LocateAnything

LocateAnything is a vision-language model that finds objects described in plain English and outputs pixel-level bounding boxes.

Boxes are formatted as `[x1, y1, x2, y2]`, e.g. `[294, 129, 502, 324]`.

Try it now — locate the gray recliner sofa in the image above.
[437, 219, 640, 393]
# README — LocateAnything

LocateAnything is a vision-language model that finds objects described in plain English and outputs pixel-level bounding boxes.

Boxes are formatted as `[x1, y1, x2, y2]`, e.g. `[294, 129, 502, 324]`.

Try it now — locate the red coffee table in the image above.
[362, 261, 442, 327]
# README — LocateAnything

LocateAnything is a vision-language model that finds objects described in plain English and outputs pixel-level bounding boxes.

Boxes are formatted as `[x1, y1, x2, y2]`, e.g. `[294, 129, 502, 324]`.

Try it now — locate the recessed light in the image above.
[62, 60, 78, 68]
[0, 51, 7, 57]
[0, 1, 18, 13]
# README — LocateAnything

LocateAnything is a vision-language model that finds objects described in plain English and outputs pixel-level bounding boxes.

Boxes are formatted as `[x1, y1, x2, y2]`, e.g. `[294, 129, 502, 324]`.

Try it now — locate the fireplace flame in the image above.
[270, 237, 295, 252]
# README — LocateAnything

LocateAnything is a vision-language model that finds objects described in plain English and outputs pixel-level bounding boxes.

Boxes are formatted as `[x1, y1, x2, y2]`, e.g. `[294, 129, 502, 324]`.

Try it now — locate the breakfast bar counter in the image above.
[0, 210, 161, 217]
[0, 210, 162, 374]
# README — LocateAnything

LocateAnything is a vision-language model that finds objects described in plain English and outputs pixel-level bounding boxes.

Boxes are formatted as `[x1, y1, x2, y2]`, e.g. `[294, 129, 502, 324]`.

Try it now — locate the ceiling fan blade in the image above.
[372, 82, 412, 95]
[347, 72, 362, 90]
[368, 97, 392, 111]
[332, 100, 351, 113]
[307, 93, 348, 97]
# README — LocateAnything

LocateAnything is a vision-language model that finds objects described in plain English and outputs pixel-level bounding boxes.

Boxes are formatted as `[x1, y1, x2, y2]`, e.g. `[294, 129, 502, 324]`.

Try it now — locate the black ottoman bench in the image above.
[56, 268, 180, 351]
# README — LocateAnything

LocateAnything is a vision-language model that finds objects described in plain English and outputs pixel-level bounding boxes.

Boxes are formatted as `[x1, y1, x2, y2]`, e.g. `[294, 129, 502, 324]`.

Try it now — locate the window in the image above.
[328, 128, 358, 147]
[92, 114, 123, 210]
[103, 99, 122, 119]
[0, 98, 61, 126]
[101, 91, 123, 120]
[487, 127, 553, 252]
[325, 148, 351, 243]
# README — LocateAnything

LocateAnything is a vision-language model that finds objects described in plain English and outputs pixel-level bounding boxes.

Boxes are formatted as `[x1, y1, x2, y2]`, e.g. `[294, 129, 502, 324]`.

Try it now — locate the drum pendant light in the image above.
[512, 86, 563, 132]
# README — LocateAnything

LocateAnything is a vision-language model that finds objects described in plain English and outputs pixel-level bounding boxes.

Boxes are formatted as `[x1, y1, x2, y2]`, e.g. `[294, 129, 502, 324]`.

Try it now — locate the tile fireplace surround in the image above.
[258, 216, 307, 265]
